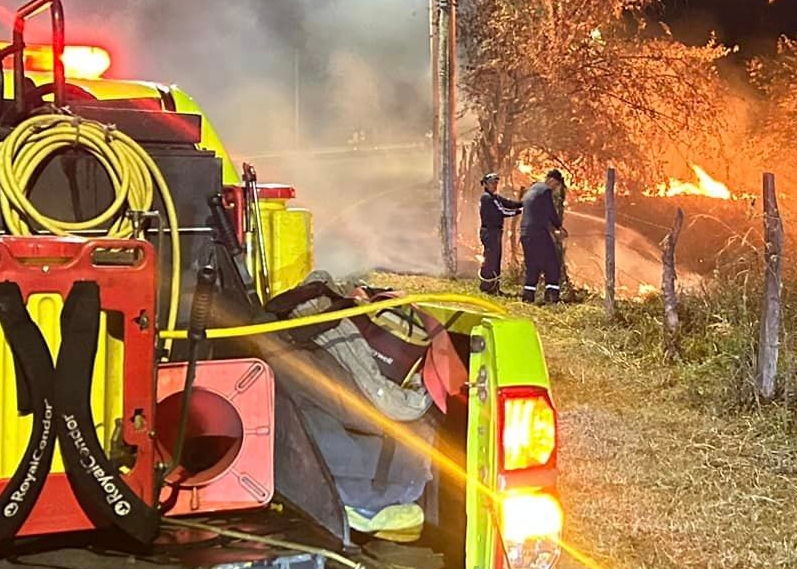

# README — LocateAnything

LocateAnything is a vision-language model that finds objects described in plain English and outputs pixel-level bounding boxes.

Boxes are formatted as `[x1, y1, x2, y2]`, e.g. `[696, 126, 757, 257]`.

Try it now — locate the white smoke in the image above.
[0, 0, 440, 277]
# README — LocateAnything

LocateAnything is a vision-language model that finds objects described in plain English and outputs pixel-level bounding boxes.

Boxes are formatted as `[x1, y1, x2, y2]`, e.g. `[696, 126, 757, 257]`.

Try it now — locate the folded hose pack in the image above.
[264, 271, 446, 526]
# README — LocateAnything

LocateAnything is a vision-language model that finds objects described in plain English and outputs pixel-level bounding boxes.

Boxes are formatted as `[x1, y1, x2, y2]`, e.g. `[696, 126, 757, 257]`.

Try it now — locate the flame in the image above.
[654, 165, 731, 200]
[637, 283, 658, 298]
[518, 162, 534, 175]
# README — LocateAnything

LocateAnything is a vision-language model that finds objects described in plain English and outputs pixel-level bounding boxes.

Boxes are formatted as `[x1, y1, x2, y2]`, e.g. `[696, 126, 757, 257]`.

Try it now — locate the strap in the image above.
[266, 283, 356, 345]
[372, 435, 396, 493]
[0, 282, 57, 540]
[416, 310, 469, 414]
[53, 282, 159, 543]
[265, 280, 345, 318]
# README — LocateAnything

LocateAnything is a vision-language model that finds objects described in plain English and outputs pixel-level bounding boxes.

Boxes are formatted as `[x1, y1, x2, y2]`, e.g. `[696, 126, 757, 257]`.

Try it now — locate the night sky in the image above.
[660, 0, 797, 55]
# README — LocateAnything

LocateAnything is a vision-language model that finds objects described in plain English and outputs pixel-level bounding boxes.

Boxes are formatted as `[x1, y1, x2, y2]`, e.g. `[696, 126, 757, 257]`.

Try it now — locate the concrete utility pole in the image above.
[429, 0, 440, 180]
[435, 0, 458, 276]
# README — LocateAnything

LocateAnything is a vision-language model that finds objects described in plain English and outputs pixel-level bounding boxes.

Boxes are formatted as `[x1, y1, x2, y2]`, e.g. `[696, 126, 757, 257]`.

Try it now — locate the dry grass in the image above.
[368, 272, 797, 569]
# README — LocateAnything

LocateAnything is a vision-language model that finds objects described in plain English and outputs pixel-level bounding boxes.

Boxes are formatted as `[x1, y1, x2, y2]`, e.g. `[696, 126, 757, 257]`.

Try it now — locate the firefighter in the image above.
[520, 169, 569, 303]
[478, 172, 522, 294]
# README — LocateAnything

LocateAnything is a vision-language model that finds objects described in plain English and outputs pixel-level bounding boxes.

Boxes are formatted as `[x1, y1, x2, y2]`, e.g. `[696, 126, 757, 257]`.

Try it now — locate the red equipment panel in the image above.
[0, 236, 158, 536]
[156, 359, 275, 516]
[222, 183, 298, 246]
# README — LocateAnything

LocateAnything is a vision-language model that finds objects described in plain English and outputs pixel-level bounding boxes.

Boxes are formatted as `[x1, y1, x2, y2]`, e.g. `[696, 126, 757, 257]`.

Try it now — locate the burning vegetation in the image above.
[457, 0, 797, 194]
[456, 0, 797, 293]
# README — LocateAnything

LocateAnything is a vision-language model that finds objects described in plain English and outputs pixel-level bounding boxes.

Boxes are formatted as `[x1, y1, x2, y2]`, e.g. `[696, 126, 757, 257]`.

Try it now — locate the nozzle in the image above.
[208, 193, 242, 256]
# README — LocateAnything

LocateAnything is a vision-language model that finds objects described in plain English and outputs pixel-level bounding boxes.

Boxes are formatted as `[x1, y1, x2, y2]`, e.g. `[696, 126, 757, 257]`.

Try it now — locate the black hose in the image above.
[188, 266, 216, 340]
[160, 265, 216, 486]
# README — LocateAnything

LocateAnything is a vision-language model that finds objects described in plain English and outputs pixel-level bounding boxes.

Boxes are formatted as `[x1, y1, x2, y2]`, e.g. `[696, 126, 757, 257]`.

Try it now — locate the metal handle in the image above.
[13, 0, 65, 115]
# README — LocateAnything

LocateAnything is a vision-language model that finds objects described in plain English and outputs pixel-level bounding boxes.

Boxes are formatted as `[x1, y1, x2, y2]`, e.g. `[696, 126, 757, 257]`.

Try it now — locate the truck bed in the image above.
[0, 507, 445, 569]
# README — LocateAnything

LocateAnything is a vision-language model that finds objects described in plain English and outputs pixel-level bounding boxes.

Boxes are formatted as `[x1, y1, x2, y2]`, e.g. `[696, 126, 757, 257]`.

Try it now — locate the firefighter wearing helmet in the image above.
[478, 173, 522, 295]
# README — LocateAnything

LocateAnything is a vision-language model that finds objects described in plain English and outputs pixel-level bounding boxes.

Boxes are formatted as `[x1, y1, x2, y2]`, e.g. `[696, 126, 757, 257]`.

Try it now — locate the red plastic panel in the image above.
[256, 184, 296, 200]
[0, 236, 158, 536]
[156, 359, 275, 515]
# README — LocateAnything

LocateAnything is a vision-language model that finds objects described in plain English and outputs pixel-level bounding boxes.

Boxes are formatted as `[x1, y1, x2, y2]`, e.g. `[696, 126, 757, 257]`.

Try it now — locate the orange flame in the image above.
[637, 283, 658, 298]
[654, 165, 731, 200]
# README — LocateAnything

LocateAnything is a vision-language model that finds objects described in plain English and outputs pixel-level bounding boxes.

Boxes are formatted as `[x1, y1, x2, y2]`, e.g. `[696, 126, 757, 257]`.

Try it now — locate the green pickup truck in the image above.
[0, 2, 561, 568]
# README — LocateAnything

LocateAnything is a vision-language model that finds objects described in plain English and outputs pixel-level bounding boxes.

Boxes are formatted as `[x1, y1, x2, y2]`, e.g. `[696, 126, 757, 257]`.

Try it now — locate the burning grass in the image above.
[367, 271, 797, 569]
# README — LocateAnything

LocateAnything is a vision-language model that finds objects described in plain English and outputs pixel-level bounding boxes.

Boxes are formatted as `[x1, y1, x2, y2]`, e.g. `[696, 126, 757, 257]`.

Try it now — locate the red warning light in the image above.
[0, 42, 111, 79]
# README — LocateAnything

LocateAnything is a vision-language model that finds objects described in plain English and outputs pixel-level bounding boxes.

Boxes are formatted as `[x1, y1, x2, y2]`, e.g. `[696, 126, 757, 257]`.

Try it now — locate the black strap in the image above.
[284, 297, 356, 346]
[265, 280, 346, 318]
[0, 282, 57, 540]
[372, 435, 396, 493]
[53, 281, 159, 543]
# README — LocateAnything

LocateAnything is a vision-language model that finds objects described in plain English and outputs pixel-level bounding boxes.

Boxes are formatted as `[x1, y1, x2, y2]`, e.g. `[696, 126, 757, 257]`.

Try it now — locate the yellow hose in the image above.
[159, 293, 506, 340]
[0, 114, 181, 351]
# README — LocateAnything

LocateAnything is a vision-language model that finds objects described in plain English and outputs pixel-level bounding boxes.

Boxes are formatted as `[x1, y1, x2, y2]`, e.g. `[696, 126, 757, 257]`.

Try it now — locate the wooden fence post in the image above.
[661, 208, 684, 363]
[605, 167, 616, 319]
[756, 172, 783, 401]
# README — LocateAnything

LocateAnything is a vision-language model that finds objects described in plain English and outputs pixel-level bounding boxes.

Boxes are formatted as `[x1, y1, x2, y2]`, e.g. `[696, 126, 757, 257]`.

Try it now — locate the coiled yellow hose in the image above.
[0, 114, 181, 347]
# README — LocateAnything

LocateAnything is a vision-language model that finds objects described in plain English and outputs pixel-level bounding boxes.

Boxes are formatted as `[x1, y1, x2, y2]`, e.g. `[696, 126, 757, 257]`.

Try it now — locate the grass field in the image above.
[368, 272, 797, 569]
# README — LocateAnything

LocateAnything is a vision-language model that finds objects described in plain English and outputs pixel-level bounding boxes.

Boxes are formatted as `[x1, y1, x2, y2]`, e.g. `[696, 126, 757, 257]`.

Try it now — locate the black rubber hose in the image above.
[160, 265, 216, 486]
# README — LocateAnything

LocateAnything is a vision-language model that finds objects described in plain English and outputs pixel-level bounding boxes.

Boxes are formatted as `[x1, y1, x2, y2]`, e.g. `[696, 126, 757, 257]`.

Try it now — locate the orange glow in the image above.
[502, 396, 556, 470]
[637, 283, 658, 298]
[61, 46, 111, 79]
[654, 164, 732, 199]
[502, 491, 563, 541]
[0, 42, 111, 79]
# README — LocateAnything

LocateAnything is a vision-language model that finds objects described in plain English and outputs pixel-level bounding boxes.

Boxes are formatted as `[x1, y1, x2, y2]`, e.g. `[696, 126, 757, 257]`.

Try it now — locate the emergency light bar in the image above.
[0, 41, 110, 79]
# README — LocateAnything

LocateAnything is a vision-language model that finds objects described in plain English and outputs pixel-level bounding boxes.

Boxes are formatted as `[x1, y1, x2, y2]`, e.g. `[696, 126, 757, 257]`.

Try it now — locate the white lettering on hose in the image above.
[60, 414, 131, 517]
[3, 399, 54, 518]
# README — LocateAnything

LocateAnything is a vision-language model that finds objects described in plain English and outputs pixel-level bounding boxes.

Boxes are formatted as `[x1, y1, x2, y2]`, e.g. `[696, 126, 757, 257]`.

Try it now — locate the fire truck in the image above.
[0, 1, 562, 568]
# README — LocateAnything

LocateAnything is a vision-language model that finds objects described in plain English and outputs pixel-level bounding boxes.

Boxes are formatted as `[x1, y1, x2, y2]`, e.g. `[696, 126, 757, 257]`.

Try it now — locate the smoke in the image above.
[564, 211, 702, 295]
[0, 0, 440, 277]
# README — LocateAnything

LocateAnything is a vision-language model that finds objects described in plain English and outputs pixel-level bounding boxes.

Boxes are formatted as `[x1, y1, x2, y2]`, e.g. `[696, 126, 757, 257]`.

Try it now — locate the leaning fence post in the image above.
[661, 208, 684, 363]
[756, 172, 783, 401]
[604, 167, 616, 319]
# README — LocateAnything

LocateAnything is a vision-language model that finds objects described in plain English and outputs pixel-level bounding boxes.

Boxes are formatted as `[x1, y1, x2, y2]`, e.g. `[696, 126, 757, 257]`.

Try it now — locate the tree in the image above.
[458, 0, 729, 197]
[748, 38, 797, 166]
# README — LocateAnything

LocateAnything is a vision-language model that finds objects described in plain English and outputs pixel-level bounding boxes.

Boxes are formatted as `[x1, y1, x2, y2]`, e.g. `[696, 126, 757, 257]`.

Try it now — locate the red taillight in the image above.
[498, 387, 556, 472]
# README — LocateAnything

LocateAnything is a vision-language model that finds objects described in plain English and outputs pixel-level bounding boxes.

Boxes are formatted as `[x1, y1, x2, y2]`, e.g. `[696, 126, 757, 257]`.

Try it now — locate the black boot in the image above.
[544, 286, 560, 304]
[522, 286, 536, 303]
